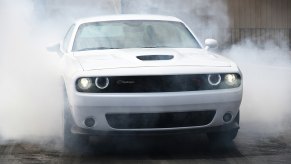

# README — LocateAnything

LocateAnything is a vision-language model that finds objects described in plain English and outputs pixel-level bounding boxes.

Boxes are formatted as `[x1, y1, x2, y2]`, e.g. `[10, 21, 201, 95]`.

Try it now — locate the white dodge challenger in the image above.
[49, 15, 242, 149]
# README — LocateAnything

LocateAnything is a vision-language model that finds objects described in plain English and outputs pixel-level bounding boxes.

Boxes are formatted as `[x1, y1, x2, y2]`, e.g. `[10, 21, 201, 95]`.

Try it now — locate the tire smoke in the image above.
[225, 40, 291, 133]
[0, 0, 63, 142]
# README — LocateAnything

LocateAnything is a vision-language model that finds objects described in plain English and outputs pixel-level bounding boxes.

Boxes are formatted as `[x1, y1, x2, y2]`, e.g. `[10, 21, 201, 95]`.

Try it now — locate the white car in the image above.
[49, 15, 242, 149]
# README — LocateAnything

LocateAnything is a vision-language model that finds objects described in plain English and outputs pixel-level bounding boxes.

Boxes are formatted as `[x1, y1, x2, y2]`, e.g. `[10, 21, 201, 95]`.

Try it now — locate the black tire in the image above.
[63, 87, 89, 153]
[207, 129, 238, 143]
[207, 112, 240, 143]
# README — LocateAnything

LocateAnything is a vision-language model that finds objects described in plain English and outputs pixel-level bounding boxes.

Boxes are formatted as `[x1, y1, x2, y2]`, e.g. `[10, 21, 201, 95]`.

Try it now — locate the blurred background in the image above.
[34, 0, 291, 49]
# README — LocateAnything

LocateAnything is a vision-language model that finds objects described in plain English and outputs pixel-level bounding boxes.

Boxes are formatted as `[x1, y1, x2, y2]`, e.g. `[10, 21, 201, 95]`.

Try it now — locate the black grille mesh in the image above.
[106, 111, 216, 129]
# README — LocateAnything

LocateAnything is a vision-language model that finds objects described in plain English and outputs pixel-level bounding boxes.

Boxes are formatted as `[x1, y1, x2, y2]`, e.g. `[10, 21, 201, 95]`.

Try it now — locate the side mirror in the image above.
[47, 43, 60, 52]
[205, 39, 218, 50]
[46, 42, 64, 56]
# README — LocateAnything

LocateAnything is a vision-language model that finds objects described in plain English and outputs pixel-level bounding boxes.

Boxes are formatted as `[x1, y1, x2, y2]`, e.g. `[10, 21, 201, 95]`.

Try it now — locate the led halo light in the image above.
[224, 74, 238, 86]
[95, 77, 110, 89]
[77, 78, 93, 90]
[208, 74, 222, 86]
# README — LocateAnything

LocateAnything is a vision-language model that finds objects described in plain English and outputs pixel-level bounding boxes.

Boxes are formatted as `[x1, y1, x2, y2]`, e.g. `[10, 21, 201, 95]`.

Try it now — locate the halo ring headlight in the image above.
[95, 77, 110, 89]
[208, 74, 222, 86]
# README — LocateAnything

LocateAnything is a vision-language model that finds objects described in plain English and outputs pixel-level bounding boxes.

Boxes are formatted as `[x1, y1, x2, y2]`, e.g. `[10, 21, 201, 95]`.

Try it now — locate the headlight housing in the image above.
[76, 77, 110, 92]
[207, 73, 241, 89]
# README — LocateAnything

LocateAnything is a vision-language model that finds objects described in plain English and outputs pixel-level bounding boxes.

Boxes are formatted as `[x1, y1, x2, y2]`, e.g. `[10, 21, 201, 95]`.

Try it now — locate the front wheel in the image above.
[63, 91, 89, 153]
[207, 129, 238, 143]
[207, 112, 240, 143]
[63, 110, 89, 152]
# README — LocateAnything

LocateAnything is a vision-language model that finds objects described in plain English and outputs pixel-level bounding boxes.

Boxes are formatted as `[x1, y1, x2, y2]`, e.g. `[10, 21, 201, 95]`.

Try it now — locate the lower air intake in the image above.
[106, 111, 216, 129]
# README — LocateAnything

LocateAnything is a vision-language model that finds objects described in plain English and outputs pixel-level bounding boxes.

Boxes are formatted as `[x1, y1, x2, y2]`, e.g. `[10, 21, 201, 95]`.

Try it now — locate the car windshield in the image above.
[73, 20, 201, 51]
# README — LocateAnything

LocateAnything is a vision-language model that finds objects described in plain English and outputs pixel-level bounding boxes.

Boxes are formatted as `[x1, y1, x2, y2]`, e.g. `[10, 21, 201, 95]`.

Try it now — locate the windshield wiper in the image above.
[78, 47, 120, 51]
[140, 46, 172, 48]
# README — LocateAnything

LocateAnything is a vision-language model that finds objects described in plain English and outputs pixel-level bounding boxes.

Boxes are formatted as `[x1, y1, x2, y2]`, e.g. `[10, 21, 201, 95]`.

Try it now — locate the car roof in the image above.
[75, 14, 183, 25]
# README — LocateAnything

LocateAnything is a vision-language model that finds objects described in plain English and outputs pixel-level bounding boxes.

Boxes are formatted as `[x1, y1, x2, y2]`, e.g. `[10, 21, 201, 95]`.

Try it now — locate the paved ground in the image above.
[0, 121, 291, 164]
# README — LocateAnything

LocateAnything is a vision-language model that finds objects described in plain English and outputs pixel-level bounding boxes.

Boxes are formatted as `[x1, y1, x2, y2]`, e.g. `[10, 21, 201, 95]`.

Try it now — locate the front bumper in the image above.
[67, 86, 242, 134]
[71, 118, 239, 136]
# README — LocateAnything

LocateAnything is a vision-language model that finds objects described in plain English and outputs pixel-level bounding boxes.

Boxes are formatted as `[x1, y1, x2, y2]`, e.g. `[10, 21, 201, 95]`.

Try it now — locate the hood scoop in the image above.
[137, 55, 174, 61]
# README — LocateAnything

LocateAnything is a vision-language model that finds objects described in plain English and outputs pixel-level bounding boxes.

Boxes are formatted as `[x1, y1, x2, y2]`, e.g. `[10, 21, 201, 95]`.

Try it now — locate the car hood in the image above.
[74, 48, 232, 71]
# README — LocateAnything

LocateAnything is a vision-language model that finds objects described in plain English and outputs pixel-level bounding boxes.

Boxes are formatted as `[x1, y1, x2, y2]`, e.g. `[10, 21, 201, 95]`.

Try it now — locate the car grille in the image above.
[110, 75, 205, 92]
[105, 111, 216, 129]
[78, 75, 211, 93]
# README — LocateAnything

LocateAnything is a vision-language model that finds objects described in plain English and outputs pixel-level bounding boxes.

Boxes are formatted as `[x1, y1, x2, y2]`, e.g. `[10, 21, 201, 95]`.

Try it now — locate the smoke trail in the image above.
[224, 40, 291, 133]
[0, 0, 63, 142]
[0, 0, 119, 146]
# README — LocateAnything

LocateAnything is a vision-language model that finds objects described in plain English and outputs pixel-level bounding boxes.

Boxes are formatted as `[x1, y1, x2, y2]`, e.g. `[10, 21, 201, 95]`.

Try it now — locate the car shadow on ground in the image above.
[69, 133, 244, 160]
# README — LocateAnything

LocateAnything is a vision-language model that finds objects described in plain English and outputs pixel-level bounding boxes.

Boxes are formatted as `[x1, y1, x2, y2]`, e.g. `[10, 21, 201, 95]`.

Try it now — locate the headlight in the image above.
[224, 74, 239, 86]
[95, 77, 110, 89]
[77, 78, 93, 90]
[208, 74, 221, 86]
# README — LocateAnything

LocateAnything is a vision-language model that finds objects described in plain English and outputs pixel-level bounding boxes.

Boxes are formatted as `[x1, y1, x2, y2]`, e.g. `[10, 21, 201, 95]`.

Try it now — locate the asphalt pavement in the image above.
[1, 121, 291, 164]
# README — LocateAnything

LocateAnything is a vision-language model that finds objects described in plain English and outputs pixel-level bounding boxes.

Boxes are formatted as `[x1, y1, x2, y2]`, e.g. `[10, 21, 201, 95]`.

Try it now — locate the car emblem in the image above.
[117, 80, 136, 85]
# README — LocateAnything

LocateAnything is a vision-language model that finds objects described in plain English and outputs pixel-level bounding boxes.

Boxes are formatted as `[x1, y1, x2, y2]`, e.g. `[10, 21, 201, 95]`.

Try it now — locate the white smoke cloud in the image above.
[224, 40, 291, 133]
[0, 0, 123, 146]
[0, 0, 63, 141]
